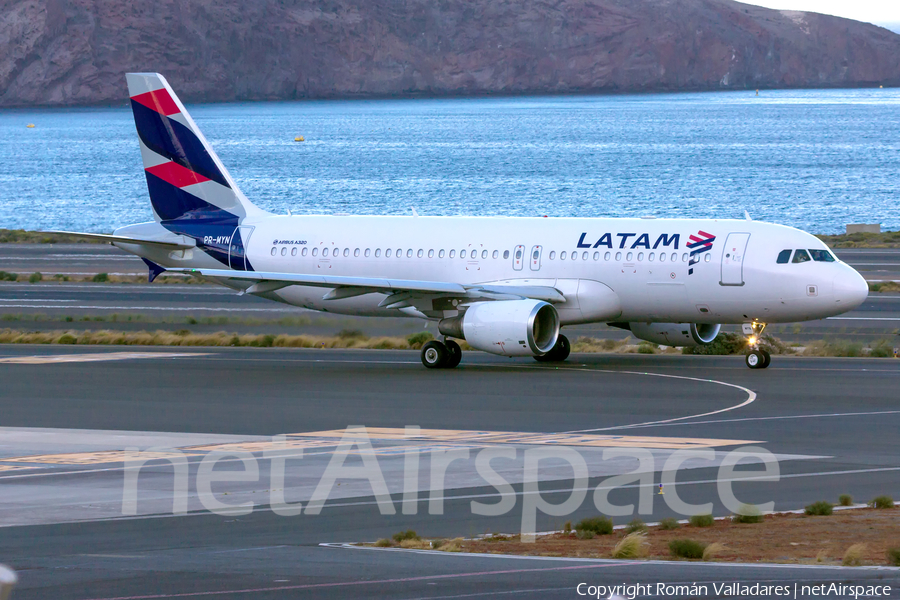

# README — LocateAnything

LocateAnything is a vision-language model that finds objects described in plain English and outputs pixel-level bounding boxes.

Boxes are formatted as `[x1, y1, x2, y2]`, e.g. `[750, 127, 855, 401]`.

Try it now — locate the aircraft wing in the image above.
[43, 231, 196, 250]
[168, 268, 565, 303]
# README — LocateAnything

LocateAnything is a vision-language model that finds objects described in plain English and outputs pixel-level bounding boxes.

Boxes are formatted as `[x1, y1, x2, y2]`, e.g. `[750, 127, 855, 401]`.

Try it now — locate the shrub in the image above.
[575, 516, 613, 535]
[732, 504, 764, 523]
[576, 529, 595, 540]
[843, 543, 865, 566]
[430, 538, 447, 549]
[399, 539, 430, 549]
[374, 538, 393, 547]
[689, 514, 714, 527]
[437, 538, 463, 552]
[0, 271, 17, 281]
[805, 501, 833, 516]
[91, 272, 109, 283]
[839, 494, 853, 507]
[28, 272, 42, 283]
[682, 332, 746, 355]
[870, 496, 895, 509]
[887, 548, 900, 567]
[611, 532, 648, 559]
[659, 517, 680, 530]
[406, 331, 434, 349]
[625, 518, 647, 533]
[56, 333, 77, 345]
[669, 539, 706, 559]
[636, 342, 658, 354]
[563, 521, 572, 534]
[337, 329, 367, 340]
[702, 542, 726, 561]
[869, 339, 895, 358]
[392, 529, 420, 543]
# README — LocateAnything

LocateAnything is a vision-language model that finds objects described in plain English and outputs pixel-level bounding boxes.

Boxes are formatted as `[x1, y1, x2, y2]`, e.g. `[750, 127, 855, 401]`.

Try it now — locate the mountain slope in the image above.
[2, 0, 899, 106]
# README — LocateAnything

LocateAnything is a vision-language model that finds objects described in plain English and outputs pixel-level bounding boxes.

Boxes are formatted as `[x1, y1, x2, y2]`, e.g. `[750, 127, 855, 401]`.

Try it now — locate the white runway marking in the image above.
[827, 316, 900, 321]
[603, 409, 900, 430]
[0, 304, 297, 311]
[0, 352, 206, 365]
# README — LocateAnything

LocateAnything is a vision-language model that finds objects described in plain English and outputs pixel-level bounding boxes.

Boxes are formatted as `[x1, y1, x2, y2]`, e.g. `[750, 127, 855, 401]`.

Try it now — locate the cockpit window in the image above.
[809, 249, 835, 262]
[776, 249, 792, 264]
[792, 249, 811, 263]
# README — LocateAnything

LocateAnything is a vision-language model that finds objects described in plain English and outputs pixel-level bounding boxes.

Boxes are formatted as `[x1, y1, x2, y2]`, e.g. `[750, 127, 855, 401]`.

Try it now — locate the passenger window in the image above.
[776, 249, 792, 264]
[659, 252, 665, 262]
[364, 248, 370, 257]
[270, 247, 276, 256]
[416, 249, 422, 258]
[792, 249, 811, 263]
[515, 248, 523, 260]
[637, 252, 644, 261]
[626, 252, 633, 261]
[406, 249, 413, 258]
[428, 249, 434, 258]
[648, 252, 654, 261]
[322, 248, 329, 257]
[671, 252, 677, 262]
[460, 249, 467, 258]
[604, 252, 610, 261]
[385, 249, 392, 257]
[593, 251, 599, 261]
[582, 251, 588, 260]
[681, 253, 688, 262]
[704, 253, 711, 262]
[375, 248, 381, 257]
[503, 250, 509, 259]
[279, 247, 285, 256]
[312, 247, 319, 257]
[439, 249, 445, 258]
[344, 248, 350, 257]
[302, 247, 308, 257]
[354, 248, 360, 257]
[482, 250, 488, 259]
[450, 249, 456, 258]
[561, 251, 567, 260]
[615, 252, 622, 261]
[291, 247, 297, 257]
[492, 250, 499, 259]
[809, 249, 835, 262]
[549, 251, 556, 260]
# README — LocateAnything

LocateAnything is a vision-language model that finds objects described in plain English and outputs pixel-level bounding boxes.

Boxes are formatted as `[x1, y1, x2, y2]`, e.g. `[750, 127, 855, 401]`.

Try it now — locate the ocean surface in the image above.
[0, 88, 898, 234]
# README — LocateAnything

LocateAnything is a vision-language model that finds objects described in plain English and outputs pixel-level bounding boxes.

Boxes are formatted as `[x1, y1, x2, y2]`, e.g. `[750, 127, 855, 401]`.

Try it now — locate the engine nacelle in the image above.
[629, 322, 721, 347]
[439, 299, 560, 356]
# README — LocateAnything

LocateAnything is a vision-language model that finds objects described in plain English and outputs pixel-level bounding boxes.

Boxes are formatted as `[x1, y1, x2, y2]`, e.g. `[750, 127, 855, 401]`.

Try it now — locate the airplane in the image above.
[53, 73, 870, 370]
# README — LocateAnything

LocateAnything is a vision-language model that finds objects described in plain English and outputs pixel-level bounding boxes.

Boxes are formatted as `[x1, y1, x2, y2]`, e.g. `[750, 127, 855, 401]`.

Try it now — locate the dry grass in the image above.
[843, 543, 866, 566]
[611, 532, 649, 559]
[702, 542, 727, 561]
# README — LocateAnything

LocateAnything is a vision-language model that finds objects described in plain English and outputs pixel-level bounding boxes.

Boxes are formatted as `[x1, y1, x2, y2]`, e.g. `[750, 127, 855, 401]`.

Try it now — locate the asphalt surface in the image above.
[1, 348, 899, 598]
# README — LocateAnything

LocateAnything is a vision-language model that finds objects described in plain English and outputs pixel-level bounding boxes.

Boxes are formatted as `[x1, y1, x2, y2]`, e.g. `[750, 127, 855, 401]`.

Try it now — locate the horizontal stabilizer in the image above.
[43, 231, 196, 250]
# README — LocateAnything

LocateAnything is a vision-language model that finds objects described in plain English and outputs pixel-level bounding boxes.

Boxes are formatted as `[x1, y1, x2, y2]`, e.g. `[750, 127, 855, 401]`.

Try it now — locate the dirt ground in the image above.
[447, 509, 900, 566]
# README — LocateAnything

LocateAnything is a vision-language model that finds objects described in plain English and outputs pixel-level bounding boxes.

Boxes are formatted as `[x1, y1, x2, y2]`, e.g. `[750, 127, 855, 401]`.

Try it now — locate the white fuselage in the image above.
[121, 215, 869, 326]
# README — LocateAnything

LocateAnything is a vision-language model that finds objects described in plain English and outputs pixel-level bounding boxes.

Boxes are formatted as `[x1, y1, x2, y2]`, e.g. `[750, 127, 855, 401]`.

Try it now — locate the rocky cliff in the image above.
[2, 0, 899, 106]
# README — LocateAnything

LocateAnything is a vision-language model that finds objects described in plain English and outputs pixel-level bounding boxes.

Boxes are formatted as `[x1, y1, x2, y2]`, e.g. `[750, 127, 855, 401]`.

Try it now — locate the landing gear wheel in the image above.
[760, 349, 771, 369]
[421, 340, 448, 369]
[534, 334, 570, 362]
[745, 349, 766, 369]
[444, 340, 462, 368]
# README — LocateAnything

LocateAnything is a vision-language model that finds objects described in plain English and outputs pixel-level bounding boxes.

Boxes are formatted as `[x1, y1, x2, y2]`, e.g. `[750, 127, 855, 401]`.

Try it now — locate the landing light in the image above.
[747, 336, 757, 345]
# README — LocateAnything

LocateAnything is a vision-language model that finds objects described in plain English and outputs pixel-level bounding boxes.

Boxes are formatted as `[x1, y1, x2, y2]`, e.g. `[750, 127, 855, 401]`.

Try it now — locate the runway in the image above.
[1, 348, 899, 598]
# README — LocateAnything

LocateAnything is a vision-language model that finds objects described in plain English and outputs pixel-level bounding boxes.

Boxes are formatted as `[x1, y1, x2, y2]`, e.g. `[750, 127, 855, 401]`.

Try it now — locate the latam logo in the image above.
[577, 232, 681, 250]
[686, 230, 716, 275]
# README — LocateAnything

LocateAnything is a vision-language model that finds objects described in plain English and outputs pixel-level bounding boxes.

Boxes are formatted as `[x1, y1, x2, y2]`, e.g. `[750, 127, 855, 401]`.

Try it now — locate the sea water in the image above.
[0, 88, 898, 234]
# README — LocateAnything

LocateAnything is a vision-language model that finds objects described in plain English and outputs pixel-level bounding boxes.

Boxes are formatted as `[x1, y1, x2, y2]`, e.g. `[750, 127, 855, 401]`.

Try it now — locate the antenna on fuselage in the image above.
[744, 210, 752, 221]
[411, 207, 420, 217]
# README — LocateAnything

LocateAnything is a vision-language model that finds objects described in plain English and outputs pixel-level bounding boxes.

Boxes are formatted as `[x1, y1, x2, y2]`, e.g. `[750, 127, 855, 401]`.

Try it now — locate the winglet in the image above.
[141, 258, 166, 283]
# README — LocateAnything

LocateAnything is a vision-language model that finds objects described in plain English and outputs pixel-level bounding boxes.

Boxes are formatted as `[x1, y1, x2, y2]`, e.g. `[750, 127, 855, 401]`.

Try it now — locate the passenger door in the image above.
[228, 226, 254, 271]
[720, 232, 750, 286]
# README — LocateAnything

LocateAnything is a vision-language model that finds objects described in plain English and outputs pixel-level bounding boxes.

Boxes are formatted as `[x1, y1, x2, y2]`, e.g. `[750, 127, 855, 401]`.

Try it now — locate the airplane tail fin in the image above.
[125, 73, 266, 225]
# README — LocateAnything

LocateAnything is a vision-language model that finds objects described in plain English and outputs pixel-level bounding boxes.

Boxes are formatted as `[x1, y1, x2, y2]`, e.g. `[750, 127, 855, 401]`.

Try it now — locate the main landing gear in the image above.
[743, 322, 770, 369]
[534, 334, 571, 363]
[421, 339, 462, 369]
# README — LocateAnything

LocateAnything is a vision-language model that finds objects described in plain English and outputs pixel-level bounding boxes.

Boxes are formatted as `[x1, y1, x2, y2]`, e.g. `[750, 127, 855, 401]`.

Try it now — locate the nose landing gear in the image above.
[743, 322, 770, 369]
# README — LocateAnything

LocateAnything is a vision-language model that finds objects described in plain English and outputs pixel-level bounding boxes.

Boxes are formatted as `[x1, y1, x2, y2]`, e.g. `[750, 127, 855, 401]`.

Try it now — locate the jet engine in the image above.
[628, 322, 721, 347]
[439, 299, 560, 356]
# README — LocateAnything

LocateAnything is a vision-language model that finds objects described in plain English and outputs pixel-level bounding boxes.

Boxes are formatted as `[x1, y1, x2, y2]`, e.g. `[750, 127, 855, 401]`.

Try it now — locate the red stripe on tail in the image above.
[131, 89, 180, 116]
[146, 161, 210, 188]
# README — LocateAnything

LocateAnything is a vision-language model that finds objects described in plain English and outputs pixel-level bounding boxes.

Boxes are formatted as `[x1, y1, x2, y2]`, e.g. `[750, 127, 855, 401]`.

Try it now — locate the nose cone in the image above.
[833, 268, 868, 311]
